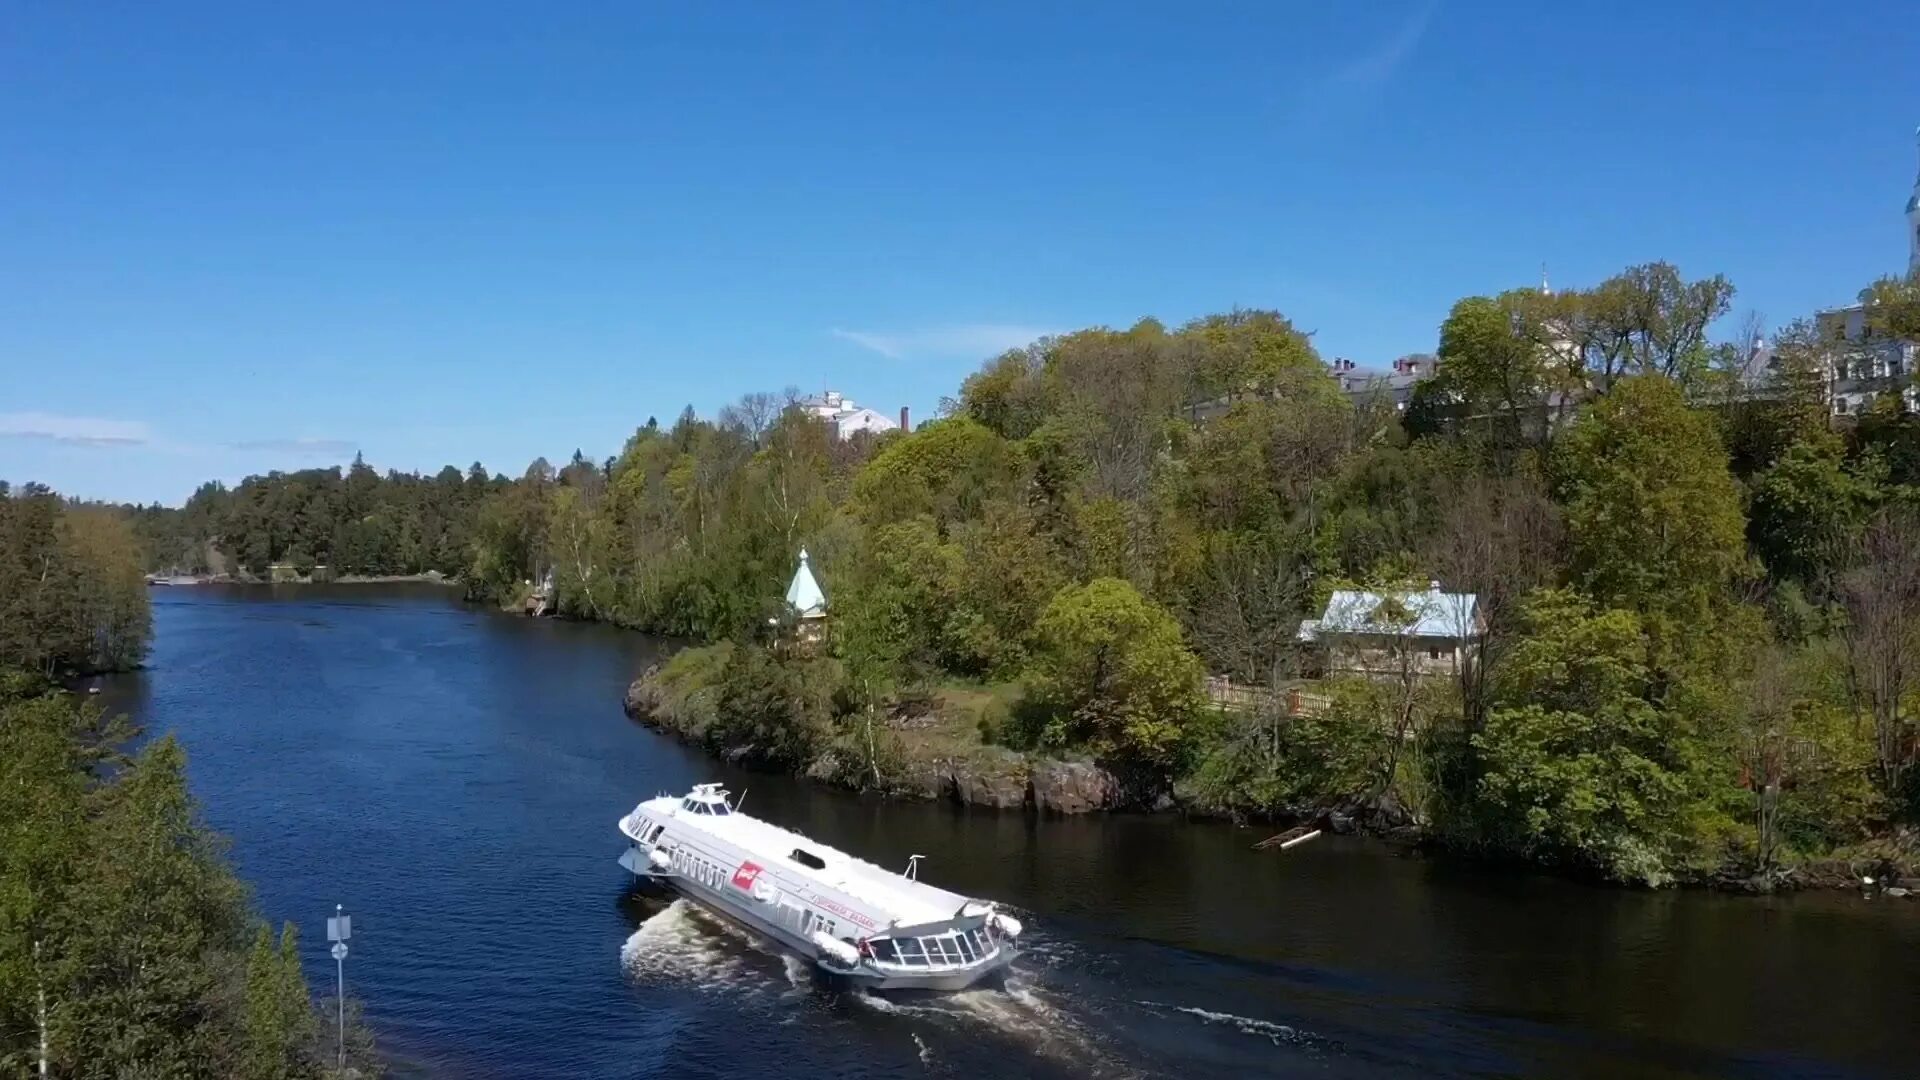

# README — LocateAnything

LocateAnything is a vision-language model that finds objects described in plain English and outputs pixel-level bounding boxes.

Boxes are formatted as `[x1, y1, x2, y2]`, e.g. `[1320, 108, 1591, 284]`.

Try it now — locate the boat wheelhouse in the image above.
[618, 784, 1020, 991]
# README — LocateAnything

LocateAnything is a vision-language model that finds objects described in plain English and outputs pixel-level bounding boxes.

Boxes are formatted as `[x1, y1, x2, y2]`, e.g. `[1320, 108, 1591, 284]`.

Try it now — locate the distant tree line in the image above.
[128, 455, 510, 578]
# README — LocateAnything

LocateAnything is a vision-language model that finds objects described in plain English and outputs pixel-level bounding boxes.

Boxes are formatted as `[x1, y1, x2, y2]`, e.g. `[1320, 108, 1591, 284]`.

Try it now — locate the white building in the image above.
[1803, 127, 1920, 416]
[798, 391, 903, 441]
[1327, 355, 1438, 412]
[1298, 586, 1482, 679]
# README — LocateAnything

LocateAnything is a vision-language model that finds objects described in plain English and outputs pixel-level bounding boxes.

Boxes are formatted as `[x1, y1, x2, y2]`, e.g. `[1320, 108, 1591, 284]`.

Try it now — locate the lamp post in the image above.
[326, 904, 351, 1073]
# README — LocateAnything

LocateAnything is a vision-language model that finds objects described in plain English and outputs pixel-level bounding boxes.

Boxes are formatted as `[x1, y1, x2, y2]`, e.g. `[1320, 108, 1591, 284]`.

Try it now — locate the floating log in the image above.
[1253, 826, 1322, 851]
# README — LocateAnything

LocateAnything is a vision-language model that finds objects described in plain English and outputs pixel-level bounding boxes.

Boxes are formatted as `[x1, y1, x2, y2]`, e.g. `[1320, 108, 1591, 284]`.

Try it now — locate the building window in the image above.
[1428, 646, 1443, 660]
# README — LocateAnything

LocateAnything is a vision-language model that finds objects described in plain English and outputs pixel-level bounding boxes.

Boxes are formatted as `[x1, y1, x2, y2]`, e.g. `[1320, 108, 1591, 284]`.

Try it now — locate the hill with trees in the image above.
[102, 263, 1920, 889]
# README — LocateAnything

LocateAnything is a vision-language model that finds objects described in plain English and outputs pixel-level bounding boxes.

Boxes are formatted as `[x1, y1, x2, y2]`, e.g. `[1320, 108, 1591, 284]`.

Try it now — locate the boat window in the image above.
[680, 799, 694, 812]
[925, 936, 953, 965]
[896, 938, 928, 966]
[711, 803, 731, 816]
[790, 849, 826, 870]
[971, 928, 992, 956]
[951, 933, 976, 963]
[870, 939, 899, 964]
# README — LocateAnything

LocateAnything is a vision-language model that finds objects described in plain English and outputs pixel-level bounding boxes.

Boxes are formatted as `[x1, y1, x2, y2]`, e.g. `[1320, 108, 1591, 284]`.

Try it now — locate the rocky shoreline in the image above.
[622, 664, 1920, 896]
[623, 670, 1124, 814]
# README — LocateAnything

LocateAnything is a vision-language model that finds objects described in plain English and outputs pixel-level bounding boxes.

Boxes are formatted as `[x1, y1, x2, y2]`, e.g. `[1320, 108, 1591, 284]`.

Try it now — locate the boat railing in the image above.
[866, 925, 1002, 971]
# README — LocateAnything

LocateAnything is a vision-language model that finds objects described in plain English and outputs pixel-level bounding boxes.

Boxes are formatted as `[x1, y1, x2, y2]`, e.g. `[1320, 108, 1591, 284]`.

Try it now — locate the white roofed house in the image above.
[1297, 586, 1482, 680]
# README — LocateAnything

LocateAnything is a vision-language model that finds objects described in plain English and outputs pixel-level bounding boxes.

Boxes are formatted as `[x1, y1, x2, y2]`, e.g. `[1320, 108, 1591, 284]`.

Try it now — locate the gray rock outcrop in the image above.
[1030, 760, 1115, 814]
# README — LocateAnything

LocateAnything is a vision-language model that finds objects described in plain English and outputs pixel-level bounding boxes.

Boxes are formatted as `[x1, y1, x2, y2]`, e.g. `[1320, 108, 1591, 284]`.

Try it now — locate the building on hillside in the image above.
[783, 548, 828, 648]
[1297, 585, 1481, 679]
[1328, 354, 1439, 412]
[1800, 127, 1920, 417]
[1188, 355, 1441, 423]
[798, 390, 907, 440]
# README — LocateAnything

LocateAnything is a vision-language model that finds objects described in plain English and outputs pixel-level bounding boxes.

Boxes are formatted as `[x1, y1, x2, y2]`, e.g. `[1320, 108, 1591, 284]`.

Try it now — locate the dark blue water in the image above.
[99, 586, 1920, 1079]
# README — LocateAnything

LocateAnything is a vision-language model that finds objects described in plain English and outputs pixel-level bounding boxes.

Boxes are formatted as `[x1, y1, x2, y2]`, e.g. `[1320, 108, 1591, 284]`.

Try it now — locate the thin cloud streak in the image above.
[0, 411, 150, 446]
[1283, 1, 1436, 130]
[832, 323, 1055, 361]
[1330, 1, 1435, 91]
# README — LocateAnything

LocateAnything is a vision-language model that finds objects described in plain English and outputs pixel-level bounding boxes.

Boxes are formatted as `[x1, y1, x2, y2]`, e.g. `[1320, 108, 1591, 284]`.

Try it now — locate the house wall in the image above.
[1321, 634, 1465, 678]
[833, 408, 898, 439]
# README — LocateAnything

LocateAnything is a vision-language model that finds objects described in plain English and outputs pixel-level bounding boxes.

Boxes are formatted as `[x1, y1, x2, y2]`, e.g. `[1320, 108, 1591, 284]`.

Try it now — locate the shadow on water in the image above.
[101, 585, 1920, 1079]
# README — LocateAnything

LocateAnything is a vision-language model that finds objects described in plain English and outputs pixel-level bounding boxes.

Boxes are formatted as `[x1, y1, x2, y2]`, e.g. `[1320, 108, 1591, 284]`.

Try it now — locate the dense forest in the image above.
[127, 457, 510, 578]
[95, 261, 1920, 889]
[0, 483, 152, 677]
[0, 488, 379, 1076]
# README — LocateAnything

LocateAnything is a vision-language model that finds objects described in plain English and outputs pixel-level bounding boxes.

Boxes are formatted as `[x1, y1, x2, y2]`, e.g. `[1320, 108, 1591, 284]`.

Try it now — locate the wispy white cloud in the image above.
[228, 437, 357, 456]
[1329, 1, 1435, 91]
[831, 324, 1054, 361]
[0, 411, 150, 446]
[1284, 2, 1436, 129]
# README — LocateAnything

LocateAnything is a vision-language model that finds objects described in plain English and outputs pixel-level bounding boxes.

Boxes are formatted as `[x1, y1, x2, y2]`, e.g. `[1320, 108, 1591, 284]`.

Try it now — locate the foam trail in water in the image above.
[781, 953, 811, 990]
[1137, 1000, 1306, 1046]
[620, 900, 754, 989]
[852, 977, 1137, 1079]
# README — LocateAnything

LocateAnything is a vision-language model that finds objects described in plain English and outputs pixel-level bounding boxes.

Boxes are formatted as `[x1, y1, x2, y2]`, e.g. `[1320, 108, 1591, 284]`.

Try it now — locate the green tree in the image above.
[243, 923, 318, 1080]
[710, 646, 834, 768]
[852, 417, 1021, 529]
[0, 488, 152, 676]
[1022, 578, 1207, 781]
[1748, 434, 1880, 587]
[0, 694, 89, 1076]
[57, 736, 251, 1075]
[1434, 293, 1548, 431]
[1472, 590, 1722, 885]
[1570, 262, 1736, 390]
[1552, 375, 1751, 668]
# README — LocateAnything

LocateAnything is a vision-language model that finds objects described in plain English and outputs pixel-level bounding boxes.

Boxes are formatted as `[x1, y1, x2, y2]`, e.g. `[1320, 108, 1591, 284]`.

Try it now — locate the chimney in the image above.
[899, 406, 910, 432]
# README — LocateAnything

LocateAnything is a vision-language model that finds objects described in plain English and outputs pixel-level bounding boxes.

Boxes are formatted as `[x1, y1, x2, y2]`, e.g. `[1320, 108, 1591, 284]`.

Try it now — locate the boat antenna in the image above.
[733, 787, 746, 813]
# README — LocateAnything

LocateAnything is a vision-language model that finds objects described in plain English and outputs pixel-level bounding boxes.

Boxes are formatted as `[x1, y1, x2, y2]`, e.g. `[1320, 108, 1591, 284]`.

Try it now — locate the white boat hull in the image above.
[617, 785, 1019, 993]
[623, 845, 1015, 991]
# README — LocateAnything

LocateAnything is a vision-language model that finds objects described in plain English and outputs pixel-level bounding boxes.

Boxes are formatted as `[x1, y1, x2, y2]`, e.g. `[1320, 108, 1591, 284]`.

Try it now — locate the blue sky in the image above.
[4, 2, 1918, 505]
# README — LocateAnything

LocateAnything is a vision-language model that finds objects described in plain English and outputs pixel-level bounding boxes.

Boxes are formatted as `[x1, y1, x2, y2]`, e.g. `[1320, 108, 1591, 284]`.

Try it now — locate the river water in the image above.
[98, 586, 1918, 1079]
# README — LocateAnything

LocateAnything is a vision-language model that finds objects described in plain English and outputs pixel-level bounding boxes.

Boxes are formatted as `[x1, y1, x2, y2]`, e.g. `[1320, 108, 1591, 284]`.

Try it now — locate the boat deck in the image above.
[640, 796, 970, 929]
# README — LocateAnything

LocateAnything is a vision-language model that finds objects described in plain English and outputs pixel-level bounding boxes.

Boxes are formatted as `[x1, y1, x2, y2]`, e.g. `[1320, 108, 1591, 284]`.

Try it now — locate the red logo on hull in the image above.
[731, 861, 764, 891]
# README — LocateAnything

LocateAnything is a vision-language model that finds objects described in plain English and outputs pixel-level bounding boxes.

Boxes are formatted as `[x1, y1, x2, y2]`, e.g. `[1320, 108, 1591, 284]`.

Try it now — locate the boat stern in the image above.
[841, 912, 1022, 992]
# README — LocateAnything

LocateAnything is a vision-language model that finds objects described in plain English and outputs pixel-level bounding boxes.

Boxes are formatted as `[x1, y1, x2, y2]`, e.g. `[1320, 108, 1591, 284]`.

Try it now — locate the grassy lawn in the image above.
[886, 679, 1022, 758]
